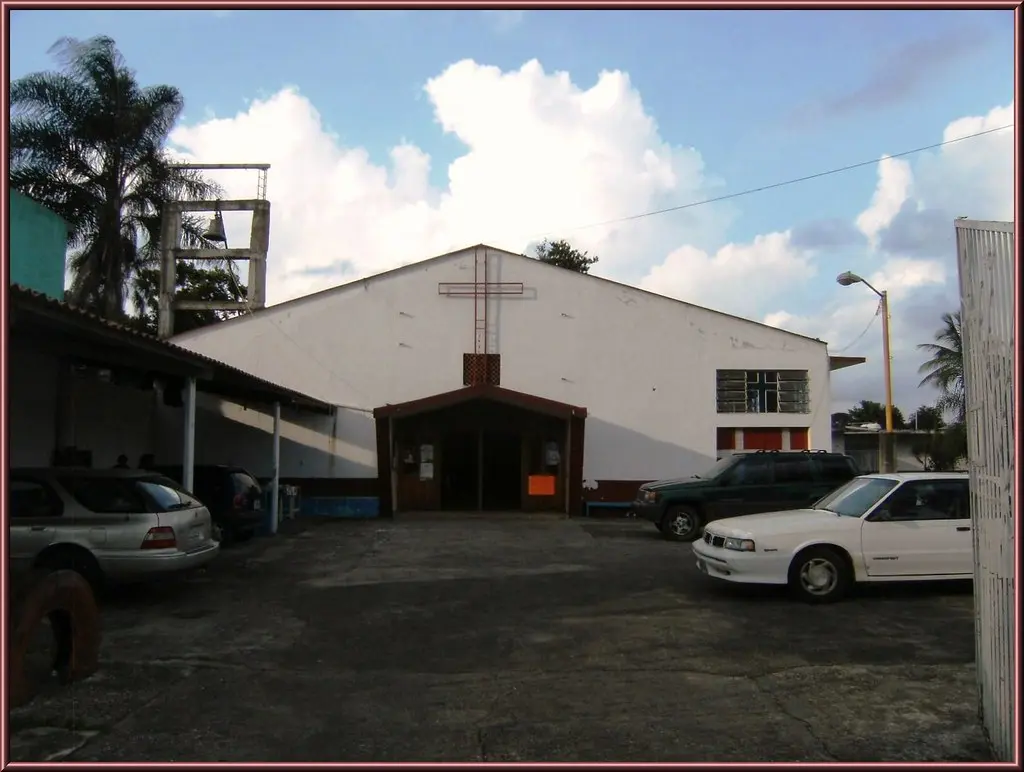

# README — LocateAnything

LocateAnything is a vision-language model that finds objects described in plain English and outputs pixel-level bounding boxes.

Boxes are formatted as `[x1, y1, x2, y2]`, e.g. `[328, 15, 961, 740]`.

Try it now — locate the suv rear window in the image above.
[230, 471, 261, 494]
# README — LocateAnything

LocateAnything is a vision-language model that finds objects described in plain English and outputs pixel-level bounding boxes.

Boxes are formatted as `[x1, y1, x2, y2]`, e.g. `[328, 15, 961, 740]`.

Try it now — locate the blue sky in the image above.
[9, 9, 1016, 413]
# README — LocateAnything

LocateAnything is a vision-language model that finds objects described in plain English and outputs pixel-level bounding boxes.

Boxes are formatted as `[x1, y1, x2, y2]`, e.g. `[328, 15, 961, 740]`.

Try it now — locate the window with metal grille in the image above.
[463, 353, 501, 386]
[716, 370, 810, 414]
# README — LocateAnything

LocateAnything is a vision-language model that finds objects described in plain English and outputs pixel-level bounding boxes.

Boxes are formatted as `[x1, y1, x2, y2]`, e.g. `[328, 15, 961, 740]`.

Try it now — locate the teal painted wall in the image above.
[9, 189, 69, 300]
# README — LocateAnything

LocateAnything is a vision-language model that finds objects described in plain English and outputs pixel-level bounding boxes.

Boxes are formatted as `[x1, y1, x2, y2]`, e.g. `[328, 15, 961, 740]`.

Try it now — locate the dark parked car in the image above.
[151, 465, 264, 544]
[632, 450, 860, 542]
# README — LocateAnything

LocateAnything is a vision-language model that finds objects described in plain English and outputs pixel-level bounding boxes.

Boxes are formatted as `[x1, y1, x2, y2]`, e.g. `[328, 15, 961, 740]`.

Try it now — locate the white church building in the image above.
[166, 245, 860, 516]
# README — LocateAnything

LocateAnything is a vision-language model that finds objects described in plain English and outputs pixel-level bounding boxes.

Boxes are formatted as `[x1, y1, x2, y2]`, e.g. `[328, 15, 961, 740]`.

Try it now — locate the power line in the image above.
[527, 123, 1014, 240]
[833, 304, 881, 354]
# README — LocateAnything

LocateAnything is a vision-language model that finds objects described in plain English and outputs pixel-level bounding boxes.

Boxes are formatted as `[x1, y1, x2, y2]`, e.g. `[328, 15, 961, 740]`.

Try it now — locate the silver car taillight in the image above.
[141, 526, 177, 550]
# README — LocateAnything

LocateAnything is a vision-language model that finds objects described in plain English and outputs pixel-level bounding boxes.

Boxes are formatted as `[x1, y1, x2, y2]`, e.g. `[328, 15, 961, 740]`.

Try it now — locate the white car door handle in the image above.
[956, 526, 971, 532]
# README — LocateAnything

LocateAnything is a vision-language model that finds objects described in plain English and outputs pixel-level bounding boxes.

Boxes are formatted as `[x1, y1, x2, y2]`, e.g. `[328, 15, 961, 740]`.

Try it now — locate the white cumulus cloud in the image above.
[168, 59, 731, 304]
[764, 101, 1013, 415]
[855, 155, 914, 248]
[638, 231, 815, 317]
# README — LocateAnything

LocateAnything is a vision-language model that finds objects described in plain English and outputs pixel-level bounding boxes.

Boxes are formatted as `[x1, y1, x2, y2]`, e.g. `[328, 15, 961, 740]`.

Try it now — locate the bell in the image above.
[203, 211, 227, 243]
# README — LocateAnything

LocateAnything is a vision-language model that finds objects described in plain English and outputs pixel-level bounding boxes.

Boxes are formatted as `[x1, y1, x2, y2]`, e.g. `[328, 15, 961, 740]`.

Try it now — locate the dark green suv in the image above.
[631, 450, 860, 542]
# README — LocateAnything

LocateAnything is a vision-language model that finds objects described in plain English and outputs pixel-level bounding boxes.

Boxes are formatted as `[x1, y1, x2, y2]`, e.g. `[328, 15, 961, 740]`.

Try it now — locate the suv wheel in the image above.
[661, 506, 703, 542]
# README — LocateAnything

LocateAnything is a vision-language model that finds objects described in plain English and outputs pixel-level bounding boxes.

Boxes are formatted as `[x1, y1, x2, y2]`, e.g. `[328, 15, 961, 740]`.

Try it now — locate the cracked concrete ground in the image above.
[9, 516, 991, 762]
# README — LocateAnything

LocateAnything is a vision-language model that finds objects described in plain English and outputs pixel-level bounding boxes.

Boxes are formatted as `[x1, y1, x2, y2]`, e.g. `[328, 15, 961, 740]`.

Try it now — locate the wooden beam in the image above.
[172, 199, 264, 212]
[173, 248, 252, 260]
[172, 300, 250, 312]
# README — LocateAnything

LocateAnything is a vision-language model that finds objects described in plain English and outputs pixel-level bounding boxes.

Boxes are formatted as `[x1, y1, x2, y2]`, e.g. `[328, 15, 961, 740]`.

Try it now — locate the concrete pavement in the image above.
[9, 516, 991, 762]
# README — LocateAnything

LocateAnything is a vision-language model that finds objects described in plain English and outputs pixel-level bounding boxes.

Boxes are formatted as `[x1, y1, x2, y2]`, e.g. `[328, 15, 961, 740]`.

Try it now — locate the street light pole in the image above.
[837, 271, 896, 471]
[879, 289, 894, 434]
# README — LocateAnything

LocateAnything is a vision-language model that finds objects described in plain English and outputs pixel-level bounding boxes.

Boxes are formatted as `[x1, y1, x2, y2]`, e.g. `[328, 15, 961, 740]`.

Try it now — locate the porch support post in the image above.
[182, 377, 197, 491]
[270, 401, 281, 535]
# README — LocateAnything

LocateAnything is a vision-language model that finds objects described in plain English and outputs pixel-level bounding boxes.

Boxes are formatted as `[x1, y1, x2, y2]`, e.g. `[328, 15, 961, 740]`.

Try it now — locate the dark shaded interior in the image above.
[481, 430, 522, 510]
[392, 399, 568, 513]
[440, 431, 479, 510]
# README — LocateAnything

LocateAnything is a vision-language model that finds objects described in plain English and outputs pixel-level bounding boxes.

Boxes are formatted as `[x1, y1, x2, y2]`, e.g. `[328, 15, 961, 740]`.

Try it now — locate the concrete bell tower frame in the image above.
[156, 163, 270, 339]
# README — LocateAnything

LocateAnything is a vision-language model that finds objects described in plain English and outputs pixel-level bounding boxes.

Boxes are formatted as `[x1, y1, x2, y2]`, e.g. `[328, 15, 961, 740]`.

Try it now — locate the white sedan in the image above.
[691, 472, 973, 603]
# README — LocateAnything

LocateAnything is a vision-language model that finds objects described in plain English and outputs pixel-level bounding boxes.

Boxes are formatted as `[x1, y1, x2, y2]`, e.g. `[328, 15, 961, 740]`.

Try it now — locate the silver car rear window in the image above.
[59, 477, 149, 514]
[138, 480, 198, 511]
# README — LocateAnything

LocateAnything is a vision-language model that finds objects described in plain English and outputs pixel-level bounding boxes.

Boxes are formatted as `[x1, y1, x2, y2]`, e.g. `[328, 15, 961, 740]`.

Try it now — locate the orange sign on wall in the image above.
[528, 475, 556, 496]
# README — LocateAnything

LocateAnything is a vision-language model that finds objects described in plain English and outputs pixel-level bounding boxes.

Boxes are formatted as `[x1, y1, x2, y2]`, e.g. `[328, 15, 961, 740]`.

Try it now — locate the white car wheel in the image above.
[789, 547, 852, 604]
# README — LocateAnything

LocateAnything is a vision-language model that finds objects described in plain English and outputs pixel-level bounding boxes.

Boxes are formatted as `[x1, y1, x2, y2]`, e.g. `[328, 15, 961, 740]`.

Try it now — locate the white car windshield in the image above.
[813, 477, 900, 517]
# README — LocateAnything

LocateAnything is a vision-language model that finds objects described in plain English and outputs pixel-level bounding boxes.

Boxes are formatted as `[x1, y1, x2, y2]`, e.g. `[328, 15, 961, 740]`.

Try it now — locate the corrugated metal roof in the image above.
[9, 283, 332, 412]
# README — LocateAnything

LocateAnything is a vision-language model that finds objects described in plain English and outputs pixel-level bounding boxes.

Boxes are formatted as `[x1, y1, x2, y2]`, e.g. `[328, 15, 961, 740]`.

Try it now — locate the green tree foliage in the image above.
[9, 36, 222, 321]
[132, 263, 247, 336]
[907, 405, 946, 432]
[911, 423, 968, 471]
[846, 399, 907, 429]
[533, 239, 599, 274]
[917, 311, 965, 423]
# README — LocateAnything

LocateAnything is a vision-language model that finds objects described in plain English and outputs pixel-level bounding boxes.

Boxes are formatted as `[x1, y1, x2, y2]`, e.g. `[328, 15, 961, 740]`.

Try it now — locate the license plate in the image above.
[253, 500, 261, 511]
[190, 525, 205, 541]
[696, 559, 708, 574]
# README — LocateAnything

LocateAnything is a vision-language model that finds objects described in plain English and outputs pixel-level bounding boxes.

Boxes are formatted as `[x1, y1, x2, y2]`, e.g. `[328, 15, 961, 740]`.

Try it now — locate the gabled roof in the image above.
[373, 383, 587, 420]
[171, 243, 830, 348]
[9, 284, 332, 413]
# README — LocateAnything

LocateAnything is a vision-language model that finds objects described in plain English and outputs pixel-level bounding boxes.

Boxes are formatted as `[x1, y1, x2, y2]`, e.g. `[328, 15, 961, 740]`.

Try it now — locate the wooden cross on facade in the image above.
[438, 248, 524, 384]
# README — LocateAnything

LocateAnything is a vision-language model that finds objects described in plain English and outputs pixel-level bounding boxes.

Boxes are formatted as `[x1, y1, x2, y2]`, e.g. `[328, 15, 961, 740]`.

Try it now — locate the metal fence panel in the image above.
[956, 218, 1016, 762]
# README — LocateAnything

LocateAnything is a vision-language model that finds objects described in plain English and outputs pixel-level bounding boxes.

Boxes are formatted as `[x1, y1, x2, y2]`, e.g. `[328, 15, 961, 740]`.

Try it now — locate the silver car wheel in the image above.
[799, 558, 839, 596]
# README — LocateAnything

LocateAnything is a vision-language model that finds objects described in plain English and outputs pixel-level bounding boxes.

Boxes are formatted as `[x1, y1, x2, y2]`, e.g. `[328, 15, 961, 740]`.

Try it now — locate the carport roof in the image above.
[373, 384, 588, 420]
[9, 284, 333, 414]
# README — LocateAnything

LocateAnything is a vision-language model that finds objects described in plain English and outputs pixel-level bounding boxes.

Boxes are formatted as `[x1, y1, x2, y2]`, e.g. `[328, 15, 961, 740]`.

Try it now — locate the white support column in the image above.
[183, 377, 197, 491]
[270, 401, 281, 535]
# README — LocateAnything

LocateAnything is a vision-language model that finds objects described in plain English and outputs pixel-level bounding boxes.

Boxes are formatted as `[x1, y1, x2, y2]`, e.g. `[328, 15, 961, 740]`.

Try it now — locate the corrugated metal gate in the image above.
[956, 218, 1016, 763]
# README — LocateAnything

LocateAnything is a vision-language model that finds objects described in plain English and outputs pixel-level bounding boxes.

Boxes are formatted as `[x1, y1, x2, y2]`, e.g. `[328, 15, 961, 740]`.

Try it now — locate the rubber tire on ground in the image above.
[37, 547, 105, 597]
[787, 546, 852, 604]
[660, 505, 703, 542]
[10, 569, 101, 707]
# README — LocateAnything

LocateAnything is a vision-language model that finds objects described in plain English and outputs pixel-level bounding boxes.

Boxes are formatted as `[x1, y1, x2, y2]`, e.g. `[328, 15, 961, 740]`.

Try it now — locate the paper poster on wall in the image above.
[419, 462, 434, 481]
[420, 444, 434, 463]
[544, 441, 561, 466]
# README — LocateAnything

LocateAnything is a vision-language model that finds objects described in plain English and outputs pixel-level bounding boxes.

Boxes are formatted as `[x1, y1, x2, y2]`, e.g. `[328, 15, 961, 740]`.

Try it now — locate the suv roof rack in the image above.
[749, 444, 835, 450]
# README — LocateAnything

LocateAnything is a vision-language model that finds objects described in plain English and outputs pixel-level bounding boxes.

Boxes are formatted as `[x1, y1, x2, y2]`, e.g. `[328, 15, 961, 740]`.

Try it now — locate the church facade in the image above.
[168, 245, 854, 516]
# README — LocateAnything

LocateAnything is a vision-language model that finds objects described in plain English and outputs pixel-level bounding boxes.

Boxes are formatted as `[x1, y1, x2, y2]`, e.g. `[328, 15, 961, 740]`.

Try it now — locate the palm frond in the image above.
[10, 35, 223, 322]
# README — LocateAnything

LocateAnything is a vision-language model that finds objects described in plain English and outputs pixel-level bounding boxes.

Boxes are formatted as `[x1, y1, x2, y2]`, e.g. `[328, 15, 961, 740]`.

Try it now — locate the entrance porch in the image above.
[373, 385, 587, 517]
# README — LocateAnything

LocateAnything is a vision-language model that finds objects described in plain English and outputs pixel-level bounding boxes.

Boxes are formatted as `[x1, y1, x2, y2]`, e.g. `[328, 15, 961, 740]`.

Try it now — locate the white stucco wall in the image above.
[171, 247, 833, 481]
[10, 346, 156, 469]
[10, 346, 59, 467]
[152, 395, 353, 479]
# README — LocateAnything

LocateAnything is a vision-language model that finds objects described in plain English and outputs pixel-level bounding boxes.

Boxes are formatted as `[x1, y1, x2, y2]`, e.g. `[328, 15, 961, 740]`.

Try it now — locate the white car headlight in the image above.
[642, 490, 658, 503]
[723, 537, 756, 552]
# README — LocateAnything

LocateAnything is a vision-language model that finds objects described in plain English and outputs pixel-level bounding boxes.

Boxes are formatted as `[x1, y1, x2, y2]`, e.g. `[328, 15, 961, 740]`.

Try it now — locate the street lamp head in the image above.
[836, 271, 863, 287]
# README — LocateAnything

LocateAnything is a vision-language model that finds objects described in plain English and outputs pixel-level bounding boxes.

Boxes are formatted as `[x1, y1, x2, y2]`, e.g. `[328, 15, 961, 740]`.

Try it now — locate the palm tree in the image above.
[9, 36, 222, 320]
[917, 311, 965, 423]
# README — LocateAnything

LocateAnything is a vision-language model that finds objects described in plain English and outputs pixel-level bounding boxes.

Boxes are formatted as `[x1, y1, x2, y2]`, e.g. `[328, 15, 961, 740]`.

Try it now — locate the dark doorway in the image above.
[481, 430, 522, 510]
[440, 432, 479, 510]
